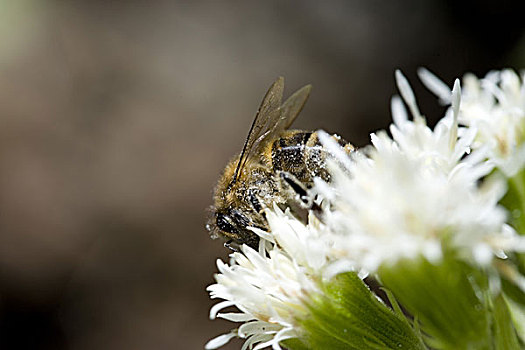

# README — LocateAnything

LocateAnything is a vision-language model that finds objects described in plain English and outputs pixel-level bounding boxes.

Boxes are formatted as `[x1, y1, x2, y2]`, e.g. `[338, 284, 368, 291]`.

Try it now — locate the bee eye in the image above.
[216, 213, 238, 234]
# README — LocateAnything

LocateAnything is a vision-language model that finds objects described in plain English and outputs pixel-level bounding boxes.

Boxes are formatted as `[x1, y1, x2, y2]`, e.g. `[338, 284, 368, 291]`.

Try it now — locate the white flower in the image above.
[205, 208, 327, 350]
[419, 68, 525, 176]
[206, 69, 525, 348]
[387, 71, 479, 175]
[314, 71, 517, 272]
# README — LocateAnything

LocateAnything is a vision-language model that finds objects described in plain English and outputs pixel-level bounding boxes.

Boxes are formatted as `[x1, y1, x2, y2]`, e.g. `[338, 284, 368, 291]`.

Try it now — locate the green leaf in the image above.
[295, 272, 427, 350]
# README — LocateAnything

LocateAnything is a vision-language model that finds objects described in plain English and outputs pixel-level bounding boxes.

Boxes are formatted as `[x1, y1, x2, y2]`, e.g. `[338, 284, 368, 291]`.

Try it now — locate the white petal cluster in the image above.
[205, 208, 327, 350]
[388, 72, 475, 175]
[420, 68, 525, 176]
[314, 71, 523, 273]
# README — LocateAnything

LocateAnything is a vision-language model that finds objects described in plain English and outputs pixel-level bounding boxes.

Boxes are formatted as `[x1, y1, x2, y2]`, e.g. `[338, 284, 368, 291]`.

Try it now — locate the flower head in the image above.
[314, 71, 518, 273]
[419, 68, 525, 176]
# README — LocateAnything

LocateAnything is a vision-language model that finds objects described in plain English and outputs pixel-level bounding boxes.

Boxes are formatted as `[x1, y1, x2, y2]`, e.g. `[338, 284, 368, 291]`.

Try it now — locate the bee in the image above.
[208, 77, 354, 249]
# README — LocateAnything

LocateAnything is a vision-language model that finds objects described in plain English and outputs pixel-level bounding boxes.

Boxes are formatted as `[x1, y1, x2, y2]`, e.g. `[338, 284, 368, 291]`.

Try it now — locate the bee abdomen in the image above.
[271, 132, 310, 180]
[271, 130, 352, 183]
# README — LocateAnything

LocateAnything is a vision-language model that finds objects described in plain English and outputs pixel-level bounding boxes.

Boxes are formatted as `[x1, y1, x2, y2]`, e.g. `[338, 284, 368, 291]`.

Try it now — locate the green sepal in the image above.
[287, 272, 426, 350]
[501, 266, 525, 309]
[378, 254, 492, 349]
[492, 293, 520, 350]
[504, 295, 525, 343]
[281, 338, 310, 350]
[501, 272, 525, 345]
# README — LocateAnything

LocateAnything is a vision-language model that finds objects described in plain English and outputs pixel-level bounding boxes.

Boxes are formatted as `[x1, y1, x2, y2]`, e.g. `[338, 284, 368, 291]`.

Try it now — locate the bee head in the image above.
[215, 212, 239, 235]
[213, 209, 260, 249]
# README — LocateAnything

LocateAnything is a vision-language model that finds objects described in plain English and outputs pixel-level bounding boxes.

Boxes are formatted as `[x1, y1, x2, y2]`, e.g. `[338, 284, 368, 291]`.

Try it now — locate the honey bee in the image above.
[208, 77, 354, 249]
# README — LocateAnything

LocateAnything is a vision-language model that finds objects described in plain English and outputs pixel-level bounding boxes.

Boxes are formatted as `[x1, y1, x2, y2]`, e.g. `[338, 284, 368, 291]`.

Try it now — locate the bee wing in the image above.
[231, 80, 312, 186]
[274, 83, 312, 131]
[231, 77, 284, 184]
[251, 83, 312, 153]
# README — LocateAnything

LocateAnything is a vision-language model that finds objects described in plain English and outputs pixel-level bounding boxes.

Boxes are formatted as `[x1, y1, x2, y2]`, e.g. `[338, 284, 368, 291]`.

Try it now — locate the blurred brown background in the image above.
[0, 1, 524, 349]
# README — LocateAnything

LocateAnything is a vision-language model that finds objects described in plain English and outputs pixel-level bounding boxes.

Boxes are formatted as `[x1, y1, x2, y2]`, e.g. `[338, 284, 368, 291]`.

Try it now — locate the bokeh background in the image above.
[0, 1, 524, 349]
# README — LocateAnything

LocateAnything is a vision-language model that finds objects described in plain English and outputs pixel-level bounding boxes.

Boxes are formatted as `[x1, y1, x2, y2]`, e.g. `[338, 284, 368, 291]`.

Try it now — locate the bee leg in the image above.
[247, 189, 264, 215]
[309, 199, 324, 222]
[224, 240, 241, 252]
[279, 172, 313, 208]
[280, 172, 307, 201]
[279, 171, 324, 218]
